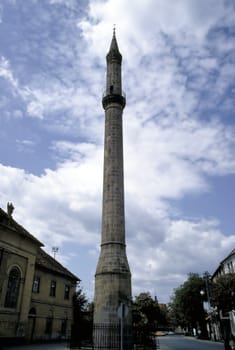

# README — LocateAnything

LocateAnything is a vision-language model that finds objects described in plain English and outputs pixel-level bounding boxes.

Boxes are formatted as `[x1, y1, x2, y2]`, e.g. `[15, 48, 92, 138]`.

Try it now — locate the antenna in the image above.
[52, 247, 59, 259]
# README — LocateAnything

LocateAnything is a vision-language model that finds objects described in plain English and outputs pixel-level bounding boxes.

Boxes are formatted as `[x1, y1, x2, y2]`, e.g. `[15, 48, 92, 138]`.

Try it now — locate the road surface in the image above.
[159, 335, 224, 350]
[3, 336, 224, 350]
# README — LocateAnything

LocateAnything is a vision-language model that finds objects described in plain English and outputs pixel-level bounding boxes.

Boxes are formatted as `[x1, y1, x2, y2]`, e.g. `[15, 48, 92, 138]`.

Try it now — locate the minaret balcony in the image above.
[102, 91, 126, 109]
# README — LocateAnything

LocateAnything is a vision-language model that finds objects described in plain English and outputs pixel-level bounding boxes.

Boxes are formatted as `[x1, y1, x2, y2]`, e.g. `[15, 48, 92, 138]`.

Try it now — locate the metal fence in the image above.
[93, 323, 132, 350]
[70, 322, 157, 350]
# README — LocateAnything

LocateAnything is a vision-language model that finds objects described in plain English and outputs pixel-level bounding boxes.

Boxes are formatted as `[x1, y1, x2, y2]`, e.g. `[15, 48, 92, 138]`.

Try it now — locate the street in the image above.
[2, 336, 224, 350]
[159, 335, 224, 350]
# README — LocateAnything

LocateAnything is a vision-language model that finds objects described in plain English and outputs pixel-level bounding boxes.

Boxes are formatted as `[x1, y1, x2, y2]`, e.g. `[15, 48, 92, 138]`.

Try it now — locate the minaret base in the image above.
[93, 273, 132, 350]
[93, 322, 132, 350]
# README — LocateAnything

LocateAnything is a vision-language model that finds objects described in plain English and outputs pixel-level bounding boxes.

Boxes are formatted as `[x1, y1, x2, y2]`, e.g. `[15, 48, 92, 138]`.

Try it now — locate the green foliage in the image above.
[211, 273, 235, 313]
[170, 273, 207, 337]
[72, 285, 88, 319]
[70, 284, 90, 347]
[133, 292, 167, 332]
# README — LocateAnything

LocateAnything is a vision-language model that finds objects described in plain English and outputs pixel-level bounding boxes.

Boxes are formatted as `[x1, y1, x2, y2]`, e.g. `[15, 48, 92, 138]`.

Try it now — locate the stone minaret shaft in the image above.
[94, 30, 132, 337]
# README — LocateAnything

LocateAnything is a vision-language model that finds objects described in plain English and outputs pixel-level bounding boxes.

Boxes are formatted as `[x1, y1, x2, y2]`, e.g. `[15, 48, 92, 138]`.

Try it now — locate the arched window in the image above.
[4, 267, 21, 308]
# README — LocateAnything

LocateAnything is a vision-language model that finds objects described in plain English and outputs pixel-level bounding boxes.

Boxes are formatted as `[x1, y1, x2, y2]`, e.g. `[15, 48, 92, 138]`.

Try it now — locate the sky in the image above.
[0, 0, 235, 304]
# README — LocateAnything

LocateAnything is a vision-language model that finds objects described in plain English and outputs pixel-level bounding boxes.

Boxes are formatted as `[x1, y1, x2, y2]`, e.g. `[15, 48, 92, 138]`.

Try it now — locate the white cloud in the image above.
[0, 142, 103, 246]
[129, 216, 235, 301]
[16, 139, 35, 153]
[124, 116, 235, 209]
[0, 56, 18, 89]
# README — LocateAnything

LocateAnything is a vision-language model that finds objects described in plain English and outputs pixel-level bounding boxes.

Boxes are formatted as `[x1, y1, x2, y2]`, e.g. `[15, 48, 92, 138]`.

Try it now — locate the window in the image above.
[0, 248, 4, 266]
[45, 317, 53, 335]
[50, 280, 56, 297]
[228, 261, 234, 273]
[64, 285, 70, 300]
[61, 319, 67, 335]
[4, 267, 21, 308]
[32, 276, 40, 293]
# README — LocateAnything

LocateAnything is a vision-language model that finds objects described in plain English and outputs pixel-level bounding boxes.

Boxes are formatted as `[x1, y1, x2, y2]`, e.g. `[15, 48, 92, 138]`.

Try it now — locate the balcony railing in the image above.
[102, 90, 126, 109]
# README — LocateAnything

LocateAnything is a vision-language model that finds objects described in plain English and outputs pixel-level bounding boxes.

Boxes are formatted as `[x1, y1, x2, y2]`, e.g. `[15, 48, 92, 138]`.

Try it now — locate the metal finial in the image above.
[113, 24, 116, 36]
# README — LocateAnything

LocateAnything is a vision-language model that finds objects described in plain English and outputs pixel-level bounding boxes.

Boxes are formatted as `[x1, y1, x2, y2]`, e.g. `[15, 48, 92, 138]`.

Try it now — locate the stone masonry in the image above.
[93, 30, 132, 349]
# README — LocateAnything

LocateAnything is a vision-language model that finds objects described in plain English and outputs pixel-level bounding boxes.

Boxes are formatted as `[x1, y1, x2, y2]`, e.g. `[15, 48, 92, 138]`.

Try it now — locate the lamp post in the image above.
[200, 272, 212, 339]
[200, 272, 211, 311]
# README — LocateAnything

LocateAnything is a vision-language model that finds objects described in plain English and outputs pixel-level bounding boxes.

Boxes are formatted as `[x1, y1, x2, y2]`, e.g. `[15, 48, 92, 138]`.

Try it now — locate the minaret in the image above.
[93, 29, 132, 349]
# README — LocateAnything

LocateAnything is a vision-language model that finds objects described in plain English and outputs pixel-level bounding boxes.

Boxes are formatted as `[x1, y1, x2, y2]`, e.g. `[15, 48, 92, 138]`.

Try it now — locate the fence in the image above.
[93, 323, 132, 350]
[70, 322, 157, 350]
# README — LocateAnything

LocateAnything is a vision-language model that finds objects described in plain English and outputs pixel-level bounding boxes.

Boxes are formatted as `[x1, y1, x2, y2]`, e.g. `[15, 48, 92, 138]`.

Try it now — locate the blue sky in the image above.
[0, 0, 235, 303]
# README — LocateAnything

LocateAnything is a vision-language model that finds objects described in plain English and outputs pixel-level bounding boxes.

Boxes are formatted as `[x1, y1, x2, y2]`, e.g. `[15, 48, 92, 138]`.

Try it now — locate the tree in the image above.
[132, 292, 167, 348]
[73, 286, 88, 315]
[70, 284, 89, 348]
[211, 273, 235, 314]
[210, 274, 235, 350]
[133, 292, 167, 332]
[170, 273, 207, 338]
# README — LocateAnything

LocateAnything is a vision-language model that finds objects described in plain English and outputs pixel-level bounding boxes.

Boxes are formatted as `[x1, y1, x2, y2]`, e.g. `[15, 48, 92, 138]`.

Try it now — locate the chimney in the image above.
[7, 202, 14, 217]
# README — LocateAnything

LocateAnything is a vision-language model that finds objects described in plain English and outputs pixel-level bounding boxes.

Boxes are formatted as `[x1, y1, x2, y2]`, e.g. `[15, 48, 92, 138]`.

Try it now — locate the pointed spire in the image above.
[109, 25, 118, 51]
[107, 27, 122, 63]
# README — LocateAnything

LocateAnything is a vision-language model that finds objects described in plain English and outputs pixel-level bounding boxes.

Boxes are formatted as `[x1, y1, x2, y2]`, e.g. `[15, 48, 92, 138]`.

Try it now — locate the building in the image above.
[0, 204, 79, 344]
[212, 249, 235, 281]
[93, 29, 132, 349]
[205, 249, 235, 343]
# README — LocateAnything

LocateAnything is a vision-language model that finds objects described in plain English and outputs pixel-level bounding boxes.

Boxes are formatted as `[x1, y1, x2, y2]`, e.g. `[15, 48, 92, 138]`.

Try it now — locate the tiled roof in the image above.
[0, 207, 43, 247]
[0, 206, 79, 281]
[36, 248, 80, 281]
